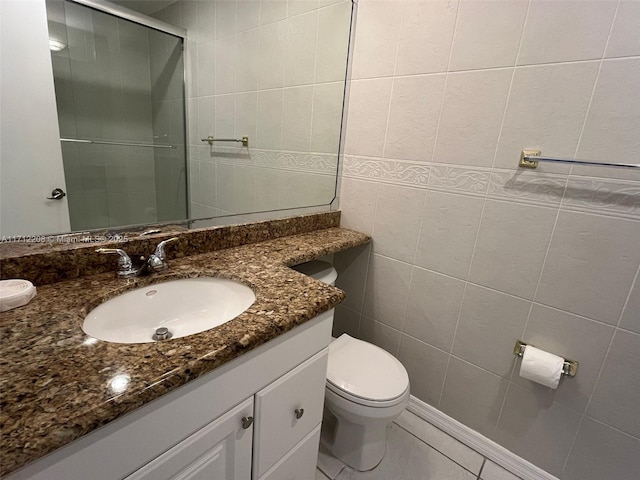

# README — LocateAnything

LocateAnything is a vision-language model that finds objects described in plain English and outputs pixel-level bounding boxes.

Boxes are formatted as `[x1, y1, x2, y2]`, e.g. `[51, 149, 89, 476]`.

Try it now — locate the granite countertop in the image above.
[0, 227, 369, 476]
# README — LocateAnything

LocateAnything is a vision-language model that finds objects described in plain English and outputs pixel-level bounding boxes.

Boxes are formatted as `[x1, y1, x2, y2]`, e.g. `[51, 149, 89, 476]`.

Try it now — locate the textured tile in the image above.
[398, 334, 449, 406]
[516, 304, 614, 412]
[337, 177, 379, 235]
[257, 21, 286, 89]
[439, 356, 509, 438]
[371, 183, 425, 264]
[494, 383, 583, 476]
[285, 10, 318, 87]
[620, 271, 640, 334]
[359, 315, 401, 357]
[468, 200, 557, 300]
[362, 254, 412, 330]
[341, 156, 381, 180]
[256, 89, 284, 150]
[494, 62, 599, 172]
[433, 69, 511, 168]
[395, 410, 484, 475]
[481, 460, 521, 480]
[384, 74, 445, 162]
[260, 0, 287, 25]
[214, 35, 236, 94]
[561, 177, 640, 220]
[235, 29, 258, 92]
[344, 78, 393, 157]
[404, 267, 465, 352]
[487, 170, 567, 208]
[215, 0, 236, 39]
[563, 418, 640, 480]
[428, 165, 490, 197]
[587, 329, 640, 438]
[350, 0, 402, 79]
[395, 0, 457, 76]
[415, 190, 483, 280]
[334, 244, 371, 311]
[575, 58, 640, 181]
[315, 0, 351, 83]
[196, 42, 215, 97]
[348, 424, 475, 480]
[449, 0, 527, 71]
[378, 160, 430, 188]
[236, 0, 260, 32]
[282, 86, 313, 151]
[453, 284, 530, 377]
[517, 0, 616, 65]
[606, 1, 640, 58]
[311, 82, 344, 154]
[536, 211, 640, 325]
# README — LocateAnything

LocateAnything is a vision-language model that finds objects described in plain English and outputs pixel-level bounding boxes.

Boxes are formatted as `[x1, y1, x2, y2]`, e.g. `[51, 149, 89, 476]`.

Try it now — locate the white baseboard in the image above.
[407, 395, 560, 480]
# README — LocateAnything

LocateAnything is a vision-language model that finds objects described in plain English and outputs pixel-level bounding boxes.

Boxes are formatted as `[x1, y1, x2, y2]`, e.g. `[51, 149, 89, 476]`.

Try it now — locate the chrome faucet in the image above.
[97, 237, 179, 278]
[146, 238, 178, 272]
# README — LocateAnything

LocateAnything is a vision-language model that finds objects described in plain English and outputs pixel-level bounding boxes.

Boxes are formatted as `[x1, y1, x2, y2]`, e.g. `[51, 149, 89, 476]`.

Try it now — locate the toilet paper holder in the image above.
[514, 340, 578, 377]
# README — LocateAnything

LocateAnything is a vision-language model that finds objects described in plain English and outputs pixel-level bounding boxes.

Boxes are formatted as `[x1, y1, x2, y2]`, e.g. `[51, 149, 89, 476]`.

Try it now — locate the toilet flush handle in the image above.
[294, 408, 304, 420]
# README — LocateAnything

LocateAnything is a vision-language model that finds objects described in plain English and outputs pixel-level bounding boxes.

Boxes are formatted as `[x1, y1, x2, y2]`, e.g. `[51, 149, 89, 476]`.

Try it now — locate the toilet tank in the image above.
[291, 261, 337, 286]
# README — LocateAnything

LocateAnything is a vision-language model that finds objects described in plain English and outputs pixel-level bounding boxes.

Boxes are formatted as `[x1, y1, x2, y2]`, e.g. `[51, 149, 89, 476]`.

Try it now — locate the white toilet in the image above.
[292, 261, 410, 471]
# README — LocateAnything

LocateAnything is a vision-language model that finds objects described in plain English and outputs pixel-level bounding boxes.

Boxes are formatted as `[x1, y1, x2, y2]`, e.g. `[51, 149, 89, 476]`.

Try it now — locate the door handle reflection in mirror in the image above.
[47, 188, 66, 200]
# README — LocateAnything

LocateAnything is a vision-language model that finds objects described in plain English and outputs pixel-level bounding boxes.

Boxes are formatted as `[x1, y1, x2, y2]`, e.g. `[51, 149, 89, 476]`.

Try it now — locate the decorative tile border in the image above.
[341, 155, 381, 179]
[379, 160, 430, 187]
[561, 177, 640, 220]
[428, 164, 490, 197]
[192, 147, 339, 174]
[487, 169, 567, 207]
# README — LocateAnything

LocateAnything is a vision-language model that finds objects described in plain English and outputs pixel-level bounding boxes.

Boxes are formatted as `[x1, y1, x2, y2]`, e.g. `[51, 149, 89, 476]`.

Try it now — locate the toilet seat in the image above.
[327, 334, 409, 408]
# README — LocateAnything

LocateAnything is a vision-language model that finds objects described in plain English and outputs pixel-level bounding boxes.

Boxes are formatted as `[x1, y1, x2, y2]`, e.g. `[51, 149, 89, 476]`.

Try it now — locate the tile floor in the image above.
[316, 410, 523, 480]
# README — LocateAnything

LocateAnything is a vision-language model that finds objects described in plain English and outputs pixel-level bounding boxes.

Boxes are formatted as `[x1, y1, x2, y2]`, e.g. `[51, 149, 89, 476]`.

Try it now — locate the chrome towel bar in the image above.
[201, 135, 249, 147]
[60, 138, 176, 149]
[514, 340, 578, 377]
[519, 150, 639, 170]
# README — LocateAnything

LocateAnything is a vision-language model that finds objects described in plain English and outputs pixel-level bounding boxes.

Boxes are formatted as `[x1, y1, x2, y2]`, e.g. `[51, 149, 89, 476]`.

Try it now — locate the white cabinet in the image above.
[126, 398, 254, 480]
[259, 426, 322, 480]
[7, 310, 333, 480]
[253, 350, 328, 478]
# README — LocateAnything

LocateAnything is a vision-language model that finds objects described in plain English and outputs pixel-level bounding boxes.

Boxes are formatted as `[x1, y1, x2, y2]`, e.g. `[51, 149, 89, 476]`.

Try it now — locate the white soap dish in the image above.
[0, 279, 37, 312]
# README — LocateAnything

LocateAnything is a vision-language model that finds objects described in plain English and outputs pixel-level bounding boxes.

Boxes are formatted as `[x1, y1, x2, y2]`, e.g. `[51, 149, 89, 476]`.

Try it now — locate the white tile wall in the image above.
[335, 1, 640, 478]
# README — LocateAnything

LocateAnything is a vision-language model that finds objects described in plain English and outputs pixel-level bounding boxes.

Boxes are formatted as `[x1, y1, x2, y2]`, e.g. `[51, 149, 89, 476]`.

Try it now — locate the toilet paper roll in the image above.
[519, 345, 564, 389]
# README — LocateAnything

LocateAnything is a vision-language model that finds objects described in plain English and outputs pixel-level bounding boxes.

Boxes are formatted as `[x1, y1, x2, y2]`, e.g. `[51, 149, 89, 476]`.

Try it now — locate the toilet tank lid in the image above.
[291, 260, 337, 285]
[327, 334, 409, 402]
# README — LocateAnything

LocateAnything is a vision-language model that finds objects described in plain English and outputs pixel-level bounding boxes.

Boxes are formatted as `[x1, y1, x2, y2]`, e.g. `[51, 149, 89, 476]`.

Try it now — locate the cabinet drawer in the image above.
[253, 349, 328, 477]
[125, 398, 254, 480]
[259, 425, 321, 480]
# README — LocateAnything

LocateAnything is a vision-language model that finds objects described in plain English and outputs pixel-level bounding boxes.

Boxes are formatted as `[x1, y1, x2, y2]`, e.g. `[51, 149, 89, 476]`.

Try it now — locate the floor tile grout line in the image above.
[392, 419, 484, 478]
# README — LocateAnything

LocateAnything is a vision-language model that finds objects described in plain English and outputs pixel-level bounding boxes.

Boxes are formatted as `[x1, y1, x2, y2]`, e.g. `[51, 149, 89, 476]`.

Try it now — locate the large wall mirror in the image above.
[0, 0, 353, 237]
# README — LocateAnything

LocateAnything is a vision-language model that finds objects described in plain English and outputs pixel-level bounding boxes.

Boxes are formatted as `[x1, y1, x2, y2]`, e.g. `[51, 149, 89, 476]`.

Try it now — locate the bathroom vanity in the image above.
[7, 311, 333, 480]
[0, 213, 370, 479]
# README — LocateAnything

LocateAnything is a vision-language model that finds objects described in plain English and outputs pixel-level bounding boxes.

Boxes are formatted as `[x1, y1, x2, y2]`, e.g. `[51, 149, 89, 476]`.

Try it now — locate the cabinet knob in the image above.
[294, 408, 304, 420]
[241, 416, 254, 429]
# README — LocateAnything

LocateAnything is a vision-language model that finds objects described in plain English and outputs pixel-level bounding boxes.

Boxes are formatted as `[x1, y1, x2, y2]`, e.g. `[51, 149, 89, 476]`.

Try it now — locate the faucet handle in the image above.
[96, 248, 138, 278]
[147, 237, 179, 272]
[153, 237, 179, 260]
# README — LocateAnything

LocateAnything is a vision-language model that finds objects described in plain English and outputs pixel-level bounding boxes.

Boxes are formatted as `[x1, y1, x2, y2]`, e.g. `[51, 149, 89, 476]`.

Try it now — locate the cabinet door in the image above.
[253, 349, 328, 477]
[125, 398, 254, 480]
[259, 425, 321, 480]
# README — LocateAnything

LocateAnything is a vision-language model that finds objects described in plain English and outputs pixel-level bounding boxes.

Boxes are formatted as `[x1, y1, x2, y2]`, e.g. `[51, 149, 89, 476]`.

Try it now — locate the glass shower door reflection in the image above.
[46, 0, 187, 231]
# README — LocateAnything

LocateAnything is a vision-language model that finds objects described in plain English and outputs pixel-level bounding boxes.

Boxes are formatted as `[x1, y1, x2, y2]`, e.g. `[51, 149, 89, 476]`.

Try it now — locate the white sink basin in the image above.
[83, 277, 256, 344]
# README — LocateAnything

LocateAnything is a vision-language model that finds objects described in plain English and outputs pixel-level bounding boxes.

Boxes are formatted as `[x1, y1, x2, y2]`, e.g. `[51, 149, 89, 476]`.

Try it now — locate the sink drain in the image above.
[153, 327, 172, 341]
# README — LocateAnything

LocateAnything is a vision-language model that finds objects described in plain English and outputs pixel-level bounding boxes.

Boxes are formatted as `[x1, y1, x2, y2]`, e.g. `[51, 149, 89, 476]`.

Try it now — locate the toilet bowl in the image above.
[292, 261, 410, 471]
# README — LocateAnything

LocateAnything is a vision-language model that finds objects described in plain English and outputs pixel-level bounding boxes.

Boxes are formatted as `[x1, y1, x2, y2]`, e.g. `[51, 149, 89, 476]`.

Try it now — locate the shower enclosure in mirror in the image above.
[46, 0, 188, 231]
[0, 0, 352, 237]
